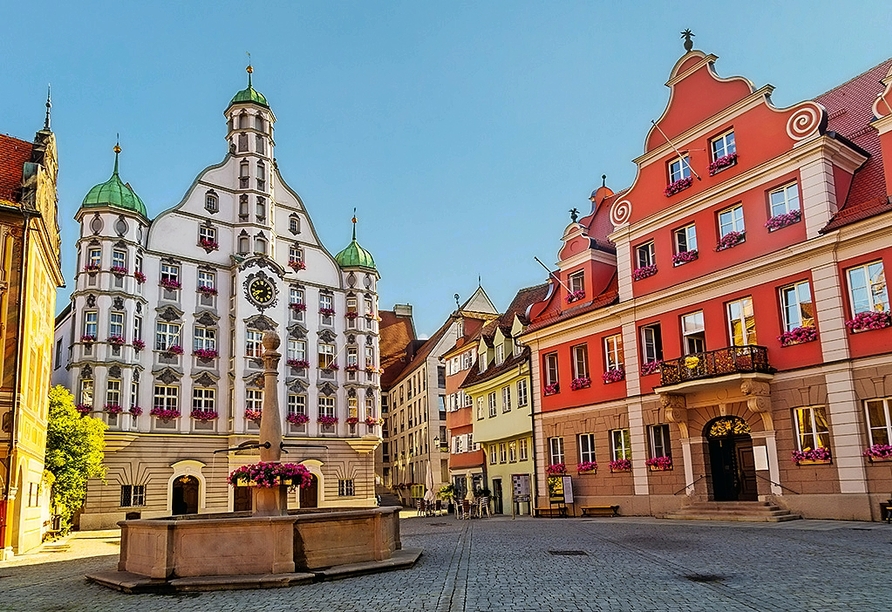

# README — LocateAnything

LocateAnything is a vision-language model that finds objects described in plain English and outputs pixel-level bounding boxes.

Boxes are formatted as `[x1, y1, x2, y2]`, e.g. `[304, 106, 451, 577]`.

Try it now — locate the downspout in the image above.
[525, 349, 538, 515]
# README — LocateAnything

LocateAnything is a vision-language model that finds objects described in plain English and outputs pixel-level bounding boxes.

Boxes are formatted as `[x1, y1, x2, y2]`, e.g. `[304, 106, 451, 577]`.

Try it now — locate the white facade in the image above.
[53, 73, 382, 527]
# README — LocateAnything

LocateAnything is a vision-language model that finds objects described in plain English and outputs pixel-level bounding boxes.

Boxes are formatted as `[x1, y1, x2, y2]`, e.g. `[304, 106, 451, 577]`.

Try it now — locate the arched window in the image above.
[256, 161, 265, 191]
[239, 195, 249, 219]
[239, 160, 249, 188]
[205, 191, 218, 213]
[238, 112, 249, 129]
[255, 237, 267, 255]
[238, 236, 250, 254]
[254, 114, 264, 131]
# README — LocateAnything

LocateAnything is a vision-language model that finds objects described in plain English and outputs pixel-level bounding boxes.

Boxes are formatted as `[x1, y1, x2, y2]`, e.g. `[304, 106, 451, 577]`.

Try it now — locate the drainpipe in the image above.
[525, 350, 538, 516]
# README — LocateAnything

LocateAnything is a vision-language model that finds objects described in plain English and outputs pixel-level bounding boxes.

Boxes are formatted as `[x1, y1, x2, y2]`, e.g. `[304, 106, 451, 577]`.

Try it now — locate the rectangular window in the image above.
[112, 249, 126, 270]
[133, 316, 142, 342]
[109, 311, 125, 338]
[636, 241, 655, 268]
[193, 327, 216, 351]
[198, 225, 216, 244]
[519, 438, 529, 461]
[155, 322, 181, 351]
[865, 398, 892, 446]
[669, 156, 691, 183]
[488, 392, 497, 418]
[80, 378, 94, 406]
[718, 204, 745, 237]
[288, 394, 307, 417]
[320, 293, 334, 326]
[572, 344, 589, 379]
[711, 130, 736, 160]
[611, 429, 632, 461]
[769, 183, 800, 218]
[318, 343, 335, 369]
[120, 485, 146, 508]
[318, 395, 335, 418]
[604, 334, 623, 371]
[338, 479, 355, 497]
[517, 379, 528, 406]
[501, 386, 512, 412]
[289, 245, 304, 266]
[847, 261, 889, 316]
[649, 424, 671, 459]
[792, 406, 831, 451]
[727, 296, 757, 346]
[495, 344, 504, 365]
[287, 339, 307, 362]
[544, 353, 559, 387]
[780, 281, 814, 332]
[88, 247, 102, 268]
[130, 381, 138, 412]
[476, 397, 484, 420]
[640, 324, 663, 364]
[290, 287, 305, 321]
[192, 387, 215, 411]
[246, 329, 264, 357]
[84, 311, 98, 338]
[153, 385, 178, 411]
[568, 271, 585, 294]
[198, 270, 216, 290]
[489, 445, 497, 464]
[508, 441, 517, 462]
[578, 433, 596, 464]
[499, 443, 507, 463]
[674, 224, 697, 254]
[106, 379, 121, 408]
[245, 389, 263, 412]
[682, 311, 705, 354]
[548, 437, 565, 466]
[160, 263, 180, 283]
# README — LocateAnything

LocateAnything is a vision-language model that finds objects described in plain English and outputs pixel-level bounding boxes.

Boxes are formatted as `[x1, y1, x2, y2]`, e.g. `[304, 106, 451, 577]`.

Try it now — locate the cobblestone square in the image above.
[1, 516, 890, 611]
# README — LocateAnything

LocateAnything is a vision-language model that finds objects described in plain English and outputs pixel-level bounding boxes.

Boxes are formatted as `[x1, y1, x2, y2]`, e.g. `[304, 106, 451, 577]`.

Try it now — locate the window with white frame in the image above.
[318, 343, 335, 369]
[568, 271, 585, 294]
[489, 444, 497, 464]
[495, 344, 504, 365]
[106, 379, 121, 408]
[338, 479, 355, 496]
[519, 438, 529, 461]
[578, 433, 596, 464]
[780, 281, 814, 332]
[649, 424, 671, 459]
[245, 329, 264, 357]
[517, 379, 528, 406]
[130, 381, 138, 411]
[640, 324, 663, 364]
[160, 263, 180, 284]
[769, 183, 800, 218]
[865, 398, 892, 446]
[682, 311, 705, 354]
[109, 311, 124, 338]
[83, 311, 98, 338]
[155, 322, 181, 351]
[120, 485, 146, 507]
[112, 249, 126, 270]
[718, 204, 745, 237]
[133, 316, 142, 342]
[87, 247, 101, 268]
[80, 378, 94, 406]
[255, 236, 267, 254]
[548, 437, 565, 466]
[288, 394, 306, 417]
[611, 429, 631, 461]
[674, 224, 697, 255]
[193, 326, 216, 351]
[246, 389, 263, 412]
[289, 215, 300, 234]
[240, 159, 249, 181]
[287, 339, 306, 362]
[205, 191, 218, 213]
[636, 241, 655, 268]
[711, 130, 736, 160]
[499, 443, 507, 463]
[135, 255, 143, 275]
[508, 441, 517, 462]
[846, 261, 888, 316]
[290, 287, 305, 320]
[488, 392, 497, 418]
[476, 397, 484, 420]
[318, 395, 335, 418]
[347, 346, 359, 369]
[153, 385, 178, 412]
[192, 388, 215, 411]
[572, 344, 589, 380]
[668, 156, 691, 183]
[198, 225, 216, 246]
[792, 406, 831, 451]
[289, 245, 303, 266]
[501, 386, 512, 412]
[604, 334, 623, 371]
[727, 296, 757, 346]
[198, 270, 216, 291]
[544, 353, 559, 387]
[256, 161, 266, 191]
[238, 236, 249, 255]
[320, 293, 334, 326]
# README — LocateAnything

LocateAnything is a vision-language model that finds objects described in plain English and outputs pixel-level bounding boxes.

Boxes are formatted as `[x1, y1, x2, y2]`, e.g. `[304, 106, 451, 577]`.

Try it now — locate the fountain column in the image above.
[253, 330, 288, 516]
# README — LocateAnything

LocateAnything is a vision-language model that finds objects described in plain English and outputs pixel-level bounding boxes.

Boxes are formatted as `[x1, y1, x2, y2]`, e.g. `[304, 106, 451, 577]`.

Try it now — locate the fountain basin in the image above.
[117, 506, 403, 579]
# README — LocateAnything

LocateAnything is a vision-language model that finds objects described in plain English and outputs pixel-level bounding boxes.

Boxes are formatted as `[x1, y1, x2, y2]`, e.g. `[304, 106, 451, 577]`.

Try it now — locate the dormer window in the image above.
[495, 344, 504, 366]
[205, 190, 219, 213]
[569, 271, 584, 294]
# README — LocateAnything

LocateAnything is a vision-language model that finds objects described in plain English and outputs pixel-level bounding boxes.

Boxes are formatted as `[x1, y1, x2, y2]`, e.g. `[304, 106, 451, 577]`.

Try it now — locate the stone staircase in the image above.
[378, 493, 404, 507]
[663, 501, 801, 522]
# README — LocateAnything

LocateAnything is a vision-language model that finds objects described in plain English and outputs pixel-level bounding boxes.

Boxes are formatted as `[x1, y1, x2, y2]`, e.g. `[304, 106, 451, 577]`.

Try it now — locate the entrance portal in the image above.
[300, 474, 318, 508]
[705, 417, 757, 502]
[172, 476, 199, 515]
[492, 478, 503, 514]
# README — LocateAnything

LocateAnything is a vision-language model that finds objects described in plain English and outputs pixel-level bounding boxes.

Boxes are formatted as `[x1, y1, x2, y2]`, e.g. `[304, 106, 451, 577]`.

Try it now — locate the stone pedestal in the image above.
[253, 486, 289, 517]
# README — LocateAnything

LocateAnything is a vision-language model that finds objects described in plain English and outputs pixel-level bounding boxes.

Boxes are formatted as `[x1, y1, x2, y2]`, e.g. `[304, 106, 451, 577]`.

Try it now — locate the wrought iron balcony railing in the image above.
[659, 345, 773, 387]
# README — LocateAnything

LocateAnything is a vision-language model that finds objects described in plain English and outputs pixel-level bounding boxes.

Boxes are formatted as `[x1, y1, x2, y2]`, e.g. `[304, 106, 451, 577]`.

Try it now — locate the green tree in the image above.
[44, 385, 107, 533]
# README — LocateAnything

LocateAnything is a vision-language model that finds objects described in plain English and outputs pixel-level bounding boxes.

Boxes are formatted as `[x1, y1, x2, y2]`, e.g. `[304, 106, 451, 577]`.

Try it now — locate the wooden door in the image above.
[735, 439, 758, 501]
[492, 479, 503, 514]
[300, 474, 318, 508]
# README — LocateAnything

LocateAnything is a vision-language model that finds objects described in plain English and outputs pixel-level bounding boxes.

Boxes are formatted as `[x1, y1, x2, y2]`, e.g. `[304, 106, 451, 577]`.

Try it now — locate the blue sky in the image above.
[4, 2, 891, 337]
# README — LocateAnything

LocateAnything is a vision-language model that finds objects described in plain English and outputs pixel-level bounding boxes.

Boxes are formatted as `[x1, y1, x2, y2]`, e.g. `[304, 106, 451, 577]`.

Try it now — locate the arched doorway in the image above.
[705, 416, 757, 501]
[300, 474, 318, 508]
[171, 476, 199, 515]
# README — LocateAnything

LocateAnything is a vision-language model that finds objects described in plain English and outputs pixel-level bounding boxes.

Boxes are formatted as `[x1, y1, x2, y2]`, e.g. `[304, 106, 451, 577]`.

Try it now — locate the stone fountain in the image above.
[88, 331, 420, 593]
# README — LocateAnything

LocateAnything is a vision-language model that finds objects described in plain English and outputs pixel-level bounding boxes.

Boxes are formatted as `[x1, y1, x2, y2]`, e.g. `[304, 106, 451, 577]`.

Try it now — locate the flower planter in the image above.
[632, 265, 657, 281]
[199, 239, 219, 252]
[672, 250, 698, 266]
[566, 290, 585, 303]
[765, 209, 801, 231]
[602, 369, 625, 384]
[110, 266, 128, 276]
[845, 311, 892, 333]
[778, 326, 818, 346]
[609, 459, 632, 473]
[133, 271, 146, 284]
[796, 459, 832, 466]
[867, 455, 892, 463]
[640, 361, 661, 376]
[577, 470, 597, 475]
[646, 456, 673, 471]
[664, 176, 693, 197]
[288, 260, 306, 271]
[708, 153, 737, 175]
[715, 231, 745, 252]
[570, 377, 591, 391]
[544, 383, 559, 396]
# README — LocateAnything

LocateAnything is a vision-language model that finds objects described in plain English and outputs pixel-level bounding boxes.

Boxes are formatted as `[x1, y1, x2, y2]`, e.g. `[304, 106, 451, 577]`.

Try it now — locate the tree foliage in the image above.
[44, 385, 107, 533]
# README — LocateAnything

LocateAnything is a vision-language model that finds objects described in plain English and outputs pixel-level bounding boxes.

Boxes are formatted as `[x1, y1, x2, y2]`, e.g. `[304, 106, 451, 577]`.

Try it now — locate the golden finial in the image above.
[113, 144, 121, 154]
[246, 51, 253, 74]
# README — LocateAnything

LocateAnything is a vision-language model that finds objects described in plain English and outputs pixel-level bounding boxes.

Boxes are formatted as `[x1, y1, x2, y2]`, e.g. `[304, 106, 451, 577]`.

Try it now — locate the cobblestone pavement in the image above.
[1, 516, 891, 611]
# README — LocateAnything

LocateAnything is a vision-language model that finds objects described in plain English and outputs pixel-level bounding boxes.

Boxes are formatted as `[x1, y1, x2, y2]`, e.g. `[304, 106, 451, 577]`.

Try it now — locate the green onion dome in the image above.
[335, 218, 377, 271]
[229, 65, 269, 108]
[81, 145, 147, 218]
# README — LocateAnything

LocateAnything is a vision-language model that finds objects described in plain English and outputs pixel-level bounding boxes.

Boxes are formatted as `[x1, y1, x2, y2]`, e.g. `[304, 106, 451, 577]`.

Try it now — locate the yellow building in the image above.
[460, 285, 546, 515]
[0, 101, 64, 557]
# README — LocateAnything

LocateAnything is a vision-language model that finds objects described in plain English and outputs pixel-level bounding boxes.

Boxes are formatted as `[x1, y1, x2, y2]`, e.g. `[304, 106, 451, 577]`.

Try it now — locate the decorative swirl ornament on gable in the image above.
[785, 102, 827, 141]
[609, 199, 632, 229]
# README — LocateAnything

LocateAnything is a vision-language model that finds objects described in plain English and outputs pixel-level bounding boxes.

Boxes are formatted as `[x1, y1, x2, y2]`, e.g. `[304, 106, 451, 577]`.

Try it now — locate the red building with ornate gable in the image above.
[522, 45, 892, 521]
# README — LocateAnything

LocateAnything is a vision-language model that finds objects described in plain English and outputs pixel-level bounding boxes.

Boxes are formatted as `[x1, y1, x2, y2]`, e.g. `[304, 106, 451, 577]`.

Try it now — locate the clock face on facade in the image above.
[246, 275, 277, 309]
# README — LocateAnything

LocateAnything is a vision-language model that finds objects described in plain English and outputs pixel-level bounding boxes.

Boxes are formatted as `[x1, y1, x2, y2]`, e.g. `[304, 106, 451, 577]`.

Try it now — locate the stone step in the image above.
[663, 512, 802, 522]
[663, 502, 802, 522]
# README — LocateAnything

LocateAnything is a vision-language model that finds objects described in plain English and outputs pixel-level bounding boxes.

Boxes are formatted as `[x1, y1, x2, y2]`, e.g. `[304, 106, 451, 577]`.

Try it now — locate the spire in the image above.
[113, 136, 121, 176]
[44, 84, 52, 130]
[352, 207, 357, 241]
[246, 52, 253, 88]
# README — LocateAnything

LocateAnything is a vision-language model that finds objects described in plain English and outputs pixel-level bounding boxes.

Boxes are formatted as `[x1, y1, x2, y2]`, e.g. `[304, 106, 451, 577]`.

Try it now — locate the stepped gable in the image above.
[0, 135, 33, 204]
[820, 58, 892, 232]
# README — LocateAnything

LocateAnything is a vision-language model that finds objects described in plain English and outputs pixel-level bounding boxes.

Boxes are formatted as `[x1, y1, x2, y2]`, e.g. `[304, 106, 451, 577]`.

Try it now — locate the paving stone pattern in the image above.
[1, 517, 890, 611]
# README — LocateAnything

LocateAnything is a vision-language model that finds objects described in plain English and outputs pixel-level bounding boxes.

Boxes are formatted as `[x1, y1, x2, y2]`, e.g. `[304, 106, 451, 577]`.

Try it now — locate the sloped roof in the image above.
[378, 309, 416, 390]
[0, 134, 33, 205]
[386, 315, 456, 388]
[460, 346, 530, 390]
[819, 58, 892, 232]
[500, 283, 549, 331]
[523, 275, 620, 334]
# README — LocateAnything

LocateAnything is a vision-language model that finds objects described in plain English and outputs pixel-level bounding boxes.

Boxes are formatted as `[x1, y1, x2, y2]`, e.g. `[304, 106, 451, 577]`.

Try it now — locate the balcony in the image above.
[658, 345, 773, 389]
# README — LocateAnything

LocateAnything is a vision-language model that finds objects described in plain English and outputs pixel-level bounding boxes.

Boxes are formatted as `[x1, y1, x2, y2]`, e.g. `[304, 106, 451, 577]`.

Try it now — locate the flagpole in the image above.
[651, 120, 701, 180]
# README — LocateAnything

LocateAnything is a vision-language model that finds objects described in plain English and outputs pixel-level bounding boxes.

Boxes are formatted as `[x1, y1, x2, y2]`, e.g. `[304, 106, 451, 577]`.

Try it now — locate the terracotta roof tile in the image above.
[386, 316, 455, 388]
[499, 283, 549, 331]
[0, 135, 33, 205]
[523, 277, 620, 334]
[459, 346, 530, 389]
[378, 310, 416, 389]
[817, 59, 892, 232]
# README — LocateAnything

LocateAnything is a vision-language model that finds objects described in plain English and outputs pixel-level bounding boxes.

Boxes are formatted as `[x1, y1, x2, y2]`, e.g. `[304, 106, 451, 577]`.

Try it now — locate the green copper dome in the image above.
[229, 66, 269, 108]
[335, 220, 377, 270]
[81, 147, 147, 218]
